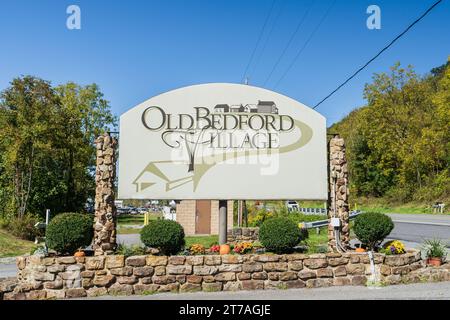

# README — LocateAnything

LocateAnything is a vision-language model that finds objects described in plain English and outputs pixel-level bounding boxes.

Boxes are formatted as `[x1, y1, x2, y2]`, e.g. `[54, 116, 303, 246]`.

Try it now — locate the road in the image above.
[386, 213, 450, 247]
[80, 281, 450, 300]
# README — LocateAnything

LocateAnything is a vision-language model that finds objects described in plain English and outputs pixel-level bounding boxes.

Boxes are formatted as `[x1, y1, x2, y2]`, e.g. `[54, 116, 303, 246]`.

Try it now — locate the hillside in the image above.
[329, 60, 450, 210]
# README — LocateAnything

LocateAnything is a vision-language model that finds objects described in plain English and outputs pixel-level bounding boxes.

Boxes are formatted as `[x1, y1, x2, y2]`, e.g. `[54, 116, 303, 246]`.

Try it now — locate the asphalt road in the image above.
[386, 214, 450, 246]
[81, 281, 450, 300]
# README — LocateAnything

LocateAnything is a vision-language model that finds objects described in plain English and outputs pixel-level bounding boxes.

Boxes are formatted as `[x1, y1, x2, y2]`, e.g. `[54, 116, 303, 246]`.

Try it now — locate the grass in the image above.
[304, 227, 328, 254]
[185, 235, 219, 248]
[0, 228, 37, 257]
[353, 197, 449, 215]
[117, 213, 163, 233]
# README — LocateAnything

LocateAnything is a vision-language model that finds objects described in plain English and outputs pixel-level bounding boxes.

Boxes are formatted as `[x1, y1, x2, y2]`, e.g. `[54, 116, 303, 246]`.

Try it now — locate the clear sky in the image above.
[0, 0, 449, 126]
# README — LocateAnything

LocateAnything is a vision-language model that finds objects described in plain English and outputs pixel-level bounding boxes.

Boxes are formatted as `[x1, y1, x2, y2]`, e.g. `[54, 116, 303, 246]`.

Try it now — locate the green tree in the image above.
[0, 76, 117, 222]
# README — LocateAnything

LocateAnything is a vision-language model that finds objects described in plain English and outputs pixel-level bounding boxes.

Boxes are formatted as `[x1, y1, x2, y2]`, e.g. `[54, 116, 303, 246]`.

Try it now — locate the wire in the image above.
[249, 0, 286, 80]
[274, 0, 336, 89]
[241, 0, 276, 83]
[313, 0, 443, 110]
[262, 0, 316, 87]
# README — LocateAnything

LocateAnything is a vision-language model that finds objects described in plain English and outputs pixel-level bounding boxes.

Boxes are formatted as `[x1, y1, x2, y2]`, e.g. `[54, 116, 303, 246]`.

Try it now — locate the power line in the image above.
[249, 0, 286, 80]
[262, 0, 316, 87]
[241, 0, 276, 83]
[313, 0, 443, 110]
[274, 0, 336, 89]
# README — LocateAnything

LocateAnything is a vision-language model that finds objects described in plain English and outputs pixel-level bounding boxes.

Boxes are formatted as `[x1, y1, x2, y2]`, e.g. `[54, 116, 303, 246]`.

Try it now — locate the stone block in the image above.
[66, 288, 87, 298]
[186, 256, 204, 266]
[214, 272, 236, 282]
[202, 282, 223, 292]
[133, 284, 159, 295]
[86, 256, 105, 270]
[180, 283, 202, 293]
[108, 283, 134, 296]
[133, 266, 154, 277]
[167, 265, 192, 275]
[303, 259, 328, 269]
[241, 280, 264, 290]
[126, 255, 147, 267]
[298, 270, 316, 280]
[106, 255, 124, 268]
[204, 256, 221, 265]
[110, 266, 133, 276]
[263, 262, 288, 272]
[146, 256, 168, 267]
[194, 266, 218, 276]
[242, 262, 263, 273]
[168, 256, 186, 265]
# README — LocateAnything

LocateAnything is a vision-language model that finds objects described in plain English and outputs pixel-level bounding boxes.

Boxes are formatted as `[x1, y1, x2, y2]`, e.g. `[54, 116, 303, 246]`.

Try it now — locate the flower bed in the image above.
[4, 249, 426, 300]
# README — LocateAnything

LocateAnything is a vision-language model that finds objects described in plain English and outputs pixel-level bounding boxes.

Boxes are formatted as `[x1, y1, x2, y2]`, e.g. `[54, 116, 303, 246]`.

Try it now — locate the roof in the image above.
[257, 100, 275, 106]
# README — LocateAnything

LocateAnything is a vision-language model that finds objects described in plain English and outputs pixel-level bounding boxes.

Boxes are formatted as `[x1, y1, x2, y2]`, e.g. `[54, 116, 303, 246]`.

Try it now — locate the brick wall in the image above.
[177, 200, 234, 236]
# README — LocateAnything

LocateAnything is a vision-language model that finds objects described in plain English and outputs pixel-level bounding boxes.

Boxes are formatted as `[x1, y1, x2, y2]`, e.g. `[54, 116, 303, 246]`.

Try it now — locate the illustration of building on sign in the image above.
[213, 104, 230, 113]
[213, 101, 278, 114]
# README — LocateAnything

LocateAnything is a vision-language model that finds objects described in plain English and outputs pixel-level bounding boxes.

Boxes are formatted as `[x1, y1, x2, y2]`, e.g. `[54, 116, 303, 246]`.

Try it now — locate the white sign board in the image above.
[118, 83, 327, 200]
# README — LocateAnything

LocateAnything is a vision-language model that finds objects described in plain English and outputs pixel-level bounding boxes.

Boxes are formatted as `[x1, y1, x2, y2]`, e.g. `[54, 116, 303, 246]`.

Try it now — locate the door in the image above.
[195, 200, 211, 234]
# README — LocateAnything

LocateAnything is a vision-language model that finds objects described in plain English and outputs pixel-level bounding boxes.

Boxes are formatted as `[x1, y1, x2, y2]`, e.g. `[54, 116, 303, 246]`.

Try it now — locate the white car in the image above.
[286, 200, 299, 212]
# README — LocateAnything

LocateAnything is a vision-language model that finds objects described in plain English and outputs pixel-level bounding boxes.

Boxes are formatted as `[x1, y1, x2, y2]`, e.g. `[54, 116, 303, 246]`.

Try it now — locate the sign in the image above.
[118, 83, 327, 200]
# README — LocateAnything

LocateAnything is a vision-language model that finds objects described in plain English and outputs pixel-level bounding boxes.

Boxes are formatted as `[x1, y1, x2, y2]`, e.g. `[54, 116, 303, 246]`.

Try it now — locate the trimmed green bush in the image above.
[259, 217, 303, 253]
[353, 212, 394, 250]
[46, 213, 93, 255]
[140, 219, 185, 255]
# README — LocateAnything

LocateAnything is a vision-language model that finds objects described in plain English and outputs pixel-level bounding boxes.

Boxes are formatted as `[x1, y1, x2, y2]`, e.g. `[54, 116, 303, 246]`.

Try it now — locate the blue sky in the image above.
[0, 0, 448, 126]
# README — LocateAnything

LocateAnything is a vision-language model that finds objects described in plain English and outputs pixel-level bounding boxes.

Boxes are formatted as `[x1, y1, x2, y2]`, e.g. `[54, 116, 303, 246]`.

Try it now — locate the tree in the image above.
[0, 76, 117, 221]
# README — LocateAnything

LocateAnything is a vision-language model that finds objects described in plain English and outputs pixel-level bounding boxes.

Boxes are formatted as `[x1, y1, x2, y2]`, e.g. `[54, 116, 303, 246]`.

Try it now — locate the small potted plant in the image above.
[422, 239, 447, 267]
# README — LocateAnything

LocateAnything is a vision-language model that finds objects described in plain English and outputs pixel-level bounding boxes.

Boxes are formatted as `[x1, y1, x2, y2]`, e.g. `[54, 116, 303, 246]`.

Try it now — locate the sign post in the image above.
[219, 200, 227, 245]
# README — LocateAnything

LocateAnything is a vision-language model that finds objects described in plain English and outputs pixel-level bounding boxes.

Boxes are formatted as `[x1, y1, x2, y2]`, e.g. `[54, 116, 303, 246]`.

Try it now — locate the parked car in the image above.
[286, 200, 299, 212]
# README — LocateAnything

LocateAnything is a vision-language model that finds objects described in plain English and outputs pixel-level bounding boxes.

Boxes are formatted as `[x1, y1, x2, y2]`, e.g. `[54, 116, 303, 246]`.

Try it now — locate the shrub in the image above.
[140, 219, 185, 255]
[353, 212, 394, 250]
[8, 214, 43, 241]
[46, 213, 93, 255]
[259, 217, 303, 253]
[116, 244, 146, 257]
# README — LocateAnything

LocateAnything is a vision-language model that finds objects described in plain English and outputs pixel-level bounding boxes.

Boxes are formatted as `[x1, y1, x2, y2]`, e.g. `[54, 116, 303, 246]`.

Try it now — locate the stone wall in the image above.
[93, 133, 118, 255]
[328, 135, 350, 251]
[227, 227, 259, 243]
[6, 250, 428, 300]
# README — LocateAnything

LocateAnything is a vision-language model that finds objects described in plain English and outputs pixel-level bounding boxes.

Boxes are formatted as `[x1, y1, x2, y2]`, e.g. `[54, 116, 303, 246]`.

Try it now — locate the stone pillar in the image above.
[327, 135, 350, 251]
[93, 133, 117, 255]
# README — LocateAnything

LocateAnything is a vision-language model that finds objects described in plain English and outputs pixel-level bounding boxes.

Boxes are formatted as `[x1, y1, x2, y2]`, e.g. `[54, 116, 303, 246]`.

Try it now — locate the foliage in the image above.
[45, 213, 93, 255]
[353, 212, 394, 250]
[140, 219, 185, 255]
[116, 244, 146, 257]
[233, 242, 253, 254]
[7, 213, 43, 241]
[383, 240, 406, 255]
[0, 76, 117, 221]
[189, 244, 206, 255]
[259, 217, 303, 253]
[330, 61, 450, 203]
[421, 239, 447, 259]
